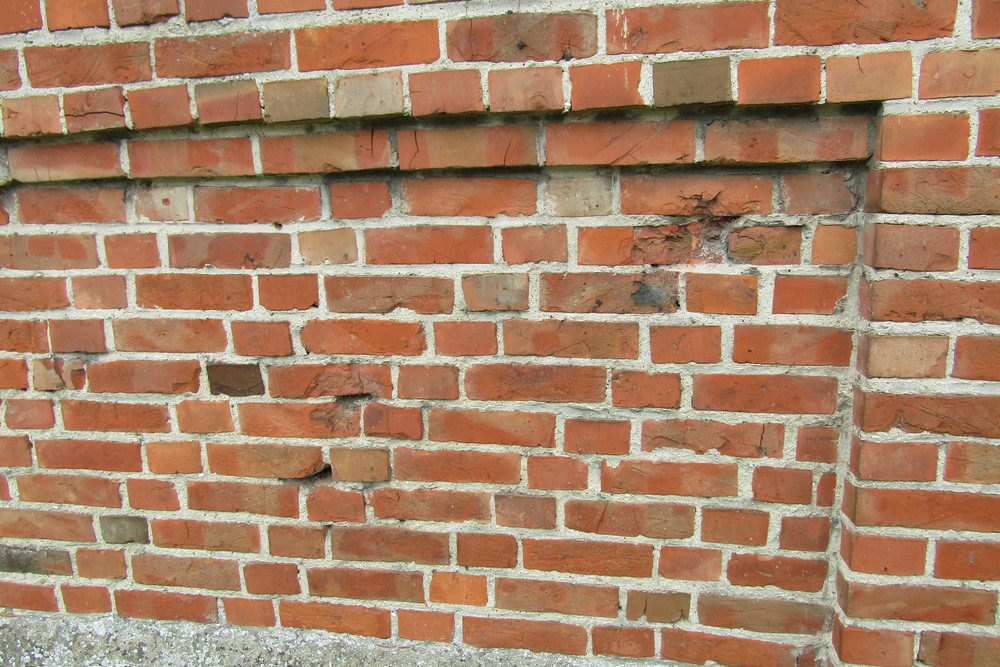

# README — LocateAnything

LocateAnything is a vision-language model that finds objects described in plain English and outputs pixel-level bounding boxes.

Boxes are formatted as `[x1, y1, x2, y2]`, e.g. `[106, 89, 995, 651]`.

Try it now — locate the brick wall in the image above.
[0, 1, 998, 666]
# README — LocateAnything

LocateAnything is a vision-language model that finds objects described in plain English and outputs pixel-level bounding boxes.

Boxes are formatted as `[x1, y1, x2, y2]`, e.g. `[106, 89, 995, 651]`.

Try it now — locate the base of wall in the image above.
[0, 614, 652, 667]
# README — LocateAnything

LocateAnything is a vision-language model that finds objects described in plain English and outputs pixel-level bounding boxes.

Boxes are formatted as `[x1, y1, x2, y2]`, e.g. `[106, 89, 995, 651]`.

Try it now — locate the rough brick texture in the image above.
[0, 3, 996, 667]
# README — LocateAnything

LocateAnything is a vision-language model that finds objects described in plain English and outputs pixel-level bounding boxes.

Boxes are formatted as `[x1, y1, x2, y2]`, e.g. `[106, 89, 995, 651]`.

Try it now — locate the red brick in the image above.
[0, 0, 42, 34]
[699, 594, 829, 634]
[152, 518, 259, 553]
[223, 598, 274, 627]
[919, 631, 1000, 667]
[5, 399, 54, 430]
[738, 56, 821, 104]
[300, 319, 424, 356]
[64, 88, 126, 133]
[136, 274, 252, 311]
[693, 374, 838, 414]
[329, 182, 390, 219]
[728, 554, 827, 592]
[733, 325, 852, 366]
[364, 403, 422, 441]
[71, 276, 126, 310]
[852, 440, 938, 481]
[238, 401, 359, 439]
[395, 448, 520, 484]
[114, 318, 227, 353]
[879, 114, 970, 161]
[860, 391, 1000, 438]
[77, 549, 126, 579]
[846, 484, 1000, 533]
[105, 234, 159, 270]
[25, 43, 150, 88]
[729, 226, 802, 265]
[489, 67, 564, 112]
[706, 115, 871, 163]
[260, 130, 389, 174]
[434, 321, 497, 356]
[404, 177, 536, 217]
[133, 553, 239, 591]
[194, 80, 261, 124]
[527, 456, 587, 491]
[268, 363, 391, 399]
[934, 541, 1000, 581]
[88, 360, 198, 394]
[608, 4, 768, 53]
[18, 473, 121, 508]
[654, 544, 723, 580]
[329, 448, 390, 483]
[0, 581, 58, 612]
[524, 538, 652, 578]
[978, 108, 1000, 156]
[464, 616, 586, 656]
[263, 79, 329, 123]
[702, 508, 769, 546]
[457, 533, 516, 569]
[129, 138, 254, 178]
[113, 0, 179, 26]
[661, 628, 799, 667]
[330, 526, 449, 565]
[259, 0, 323, 11]
[156, 32, 289, 78]
[496, 494, 555, 529]
[566, 500, 694, 539]
[206, 443, 323, 480]
[570, 62, 642, 110]
[611, 371, 680, 408]
[773, 275, 849, 315]
[185, 0, 247, 21]
[429, 407, 555, 448]
[0, 52, 21, 89]
[398, 365, 458, 400]
[371, 488, 489, 523]
[128, 86, 194, 130]
[280, 601, 390, 638]
[603, 460, 737, 498]
[333, 71, 403, 118]
[642, 419, 782, 458]
[465, 363, 605, 403]
[920, 49, 1000, 98]
[427, 572, 486, 606]
[259, 275, 316, 310]
[306, 485, 365, 522]
[496, 578, 617, 618]
[447, 14, 597, 63]
[299, 229, 358, 265]
[309, 567, 422, 603]
[297, 21, 437, 71]
[232, 321, 291, 357]
[797, 427, 839, 464]
[782, 172, 856, 215]
[0, 320, 48, 353]
[268, 525, 325, 559]
[18, 187, 125, 224]
[541, 272, 678, 314]
[623, 174, 771, 216]
[775, 0, 957, 45]
[410, 70, 484, 116]
[0, 438, 32, 467]
[0, 508, 95, 542]
[547, 120, 694, 167]
[62, 400, 169, 433]
[3, 96, 60, 137]
[397, 610, 454, 643]
[945, 441, 1000, 484]
[839, 577, 997, 625]
[827, 51, 913, 103]
[10, 143, 122, 184]
[116, 590, 218, 624]
[463, 274, 529, 312]
[580, 223, 726, 265]
[752, 467, 813, 504]
[780, 516, 831, 552]
[0, 358, 28, 389]
[366, 225, 492, 264]
[0, 234, 98, 271]
[504, 321, 637, 360]
[399, 126, 536, 170]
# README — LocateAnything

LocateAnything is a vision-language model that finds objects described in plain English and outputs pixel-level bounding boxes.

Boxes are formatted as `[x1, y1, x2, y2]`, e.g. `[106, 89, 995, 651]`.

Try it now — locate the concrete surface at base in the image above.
[0, 615, 652, 667]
